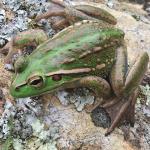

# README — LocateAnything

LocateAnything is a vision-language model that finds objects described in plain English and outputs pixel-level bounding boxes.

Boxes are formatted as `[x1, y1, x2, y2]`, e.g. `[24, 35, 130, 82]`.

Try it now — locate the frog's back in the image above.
[28, 21, 124, 78]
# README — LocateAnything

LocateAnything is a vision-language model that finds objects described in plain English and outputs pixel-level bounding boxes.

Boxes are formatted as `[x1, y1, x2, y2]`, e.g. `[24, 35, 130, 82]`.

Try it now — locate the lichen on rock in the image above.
[0, 0, 150, 150]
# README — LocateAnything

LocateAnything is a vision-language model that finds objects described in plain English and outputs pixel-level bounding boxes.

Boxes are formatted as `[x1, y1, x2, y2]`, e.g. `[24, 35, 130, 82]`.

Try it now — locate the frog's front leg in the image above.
[0, 29, 48, 65]
[80, 76, 113, 112]
[66, 76, 112, 112]
[104, 47, 149, 135]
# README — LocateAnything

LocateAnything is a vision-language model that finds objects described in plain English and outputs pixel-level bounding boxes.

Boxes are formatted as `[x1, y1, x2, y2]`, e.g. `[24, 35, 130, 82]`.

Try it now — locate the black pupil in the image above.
[31, 79, 42, 85]
[52, 75, 62, 81]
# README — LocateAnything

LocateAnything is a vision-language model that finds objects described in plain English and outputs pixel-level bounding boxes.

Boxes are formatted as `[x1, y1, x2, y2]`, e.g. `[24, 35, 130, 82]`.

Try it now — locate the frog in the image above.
[1, 0, 149, 135]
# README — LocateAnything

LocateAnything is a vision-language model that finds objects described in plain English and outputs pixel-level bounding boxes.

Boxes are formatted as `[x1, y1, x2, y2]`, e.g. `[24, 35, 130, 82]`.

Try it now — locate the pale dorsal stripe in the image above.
[46, 68, 92, 76]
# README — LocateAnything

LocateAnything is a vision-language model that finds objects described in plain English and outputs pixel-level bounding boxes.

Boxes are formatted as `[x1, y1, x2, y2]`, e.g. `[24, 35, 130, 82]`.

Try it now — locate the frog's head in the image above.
[10, 56, 80, 98]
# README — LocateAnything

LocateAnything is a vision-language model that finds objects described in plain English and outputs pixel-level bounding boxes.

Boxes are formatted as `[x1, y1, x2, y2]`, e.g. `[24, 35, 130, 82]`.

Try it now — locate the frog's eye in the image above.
[52, 74, 62, 81]
[28, 76, 44, 88]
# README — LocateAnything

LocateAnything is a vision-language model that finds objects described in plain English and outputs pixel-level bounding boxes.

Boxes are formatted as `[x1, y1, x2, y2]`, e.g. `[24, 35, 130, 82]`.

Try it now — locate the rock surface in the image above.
[0, 0, 150, 150]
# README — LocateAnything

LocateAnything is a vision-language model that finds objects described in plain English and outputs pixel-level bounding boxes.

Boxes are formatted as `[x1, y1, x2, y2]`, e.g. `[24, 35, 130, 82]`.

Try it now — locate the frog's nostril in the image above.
[13, 82, 27, 92]
[15, 86, 20, 91]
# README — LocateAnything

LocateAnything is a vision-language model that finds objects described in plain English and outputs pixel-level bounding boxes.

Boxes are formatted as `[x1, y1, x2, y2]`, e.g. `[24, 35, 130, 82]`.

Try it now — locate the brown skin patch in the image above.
[46, 68, 92, 76]
[96, 64, 106, 70]
[61, 58, 76, 64]
[93, 46, 102, 52]
[79, 51, 91, 58]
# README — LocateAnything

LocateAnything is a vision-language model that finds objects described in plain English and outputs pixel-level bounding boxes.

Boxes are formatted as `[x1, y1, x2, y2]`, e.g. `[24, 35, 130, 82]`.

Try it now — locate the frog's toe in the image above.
[105, 98, 132, 136]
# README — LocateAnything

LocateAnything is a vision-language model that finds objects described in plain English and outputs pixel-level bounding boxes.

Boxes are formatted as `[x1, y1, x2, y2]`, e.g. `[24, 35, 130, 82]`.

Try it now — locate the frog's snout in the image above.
[10, 84, 19, 98]
[10, 81, 26, 98]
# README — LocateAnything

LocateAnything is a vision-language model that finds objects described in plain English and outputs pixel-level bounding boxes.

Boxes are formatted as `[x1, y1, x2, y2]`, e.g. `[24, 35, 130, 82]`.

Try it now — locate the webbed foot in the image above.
[91, 89, 139, 136]
[107, 90, 138, 136]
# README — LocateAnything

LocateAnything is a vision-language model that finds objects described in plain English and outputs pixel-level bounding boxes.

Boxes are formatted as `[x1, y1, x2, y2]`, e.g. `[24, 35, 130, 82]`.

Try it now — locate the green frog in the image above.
[1, 1, 149, 135]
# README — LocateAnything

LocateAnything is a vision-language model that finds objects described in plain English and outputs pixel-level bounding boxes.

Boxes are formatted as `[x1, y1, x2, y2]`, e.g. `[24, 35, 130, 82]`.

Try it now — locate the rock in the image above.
[144, 0, 150, 15]
[0, 0, 150, 150]
[0, 89, 5, 115]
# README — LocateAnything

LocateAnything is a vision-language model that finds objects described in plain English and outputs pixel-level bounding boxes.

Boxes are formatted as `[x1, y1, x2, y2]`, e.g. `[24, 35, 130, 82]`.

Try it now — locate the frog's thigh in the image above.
[65, 7, 97, 23]
[110, 46, 127, 97]
[74, 5, 117, 25]
[124, 51, 149, 96]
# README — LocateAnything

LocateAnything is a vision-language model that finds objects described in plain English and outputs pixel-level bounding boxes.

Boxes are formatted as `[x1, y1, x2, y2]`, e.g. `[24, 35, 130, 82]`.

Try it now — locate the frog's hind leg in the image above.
[34, 6, 96, 27]
[35, 0, 117, 29]
[74, 5, 117, 25]
[51, 0, 65, 7]
[52, 19, 69, 30]
[104, 47, 149, 135]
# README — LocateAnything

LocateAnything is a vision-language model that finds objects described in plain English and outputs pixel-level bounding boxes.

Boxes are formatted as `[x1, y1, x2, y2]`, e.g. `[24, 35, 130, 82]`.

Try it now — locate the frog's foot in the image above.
[103, 89, 139, 136]
[91, 89, 138, 135]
